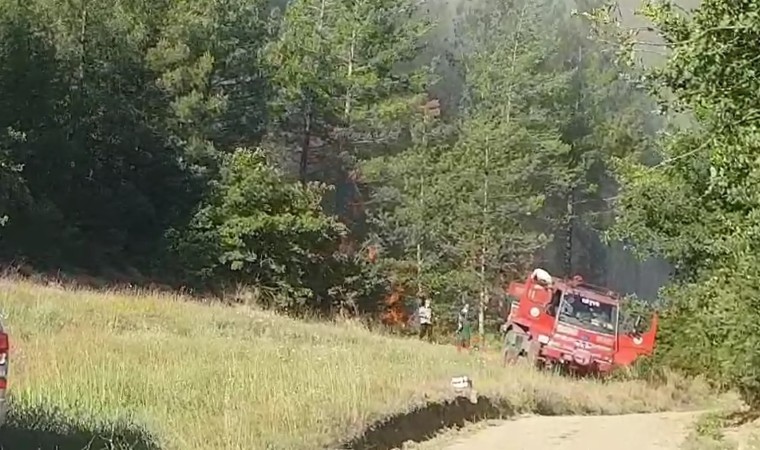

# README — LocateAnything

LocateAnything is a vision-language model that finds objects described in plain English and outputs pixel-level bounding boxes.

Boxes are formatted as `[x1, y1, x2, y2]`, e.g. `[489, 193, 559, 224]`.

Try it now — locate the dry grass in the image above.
[681, 412, 738, 450]
[0, 279, 715, 450]
[705, 411, 760, 450]
[727, 422, 760, 449]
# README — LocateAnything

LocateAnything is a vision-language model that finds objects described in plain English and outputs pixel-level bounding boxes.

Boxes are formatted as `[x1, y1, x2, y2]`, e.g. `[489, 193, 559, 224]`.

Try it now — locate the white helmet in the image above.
[531, 268, 553, 287]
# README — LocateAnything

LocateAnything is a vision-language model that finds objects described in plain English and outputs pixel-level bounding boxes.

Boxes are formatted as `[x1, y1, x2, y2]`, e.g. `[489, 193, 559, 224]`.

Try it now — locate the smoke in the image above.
[271, 0, 694, 300]
[411, 0, 682, 300]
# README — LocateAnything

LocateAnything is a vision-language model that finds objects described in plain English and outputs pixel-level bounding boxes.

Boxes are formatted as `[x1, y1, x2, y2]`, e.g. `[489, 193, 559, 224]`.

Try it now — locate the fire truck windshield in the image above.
[558, 292, 617, 335]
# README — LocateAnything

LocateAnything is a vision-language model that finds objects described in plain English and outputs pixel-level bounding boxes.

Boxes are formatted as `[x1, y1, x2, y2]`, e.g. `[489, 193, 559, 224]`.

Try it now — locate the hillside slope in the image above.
[0, 280, 711, 450]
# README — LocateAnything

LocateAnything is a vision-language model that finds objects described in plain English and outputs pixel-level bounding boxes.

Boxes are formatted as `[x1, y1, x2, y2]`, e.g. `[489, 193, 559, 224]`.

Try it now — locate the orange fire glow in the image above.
[380, 283, 409, 327]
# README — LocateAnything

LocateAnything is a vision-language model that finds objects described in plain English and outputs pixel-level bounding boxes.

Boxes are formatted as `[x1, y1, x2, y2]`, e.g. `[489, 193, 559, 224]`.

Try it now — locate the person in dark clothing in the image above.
[456, 303, 472, 351]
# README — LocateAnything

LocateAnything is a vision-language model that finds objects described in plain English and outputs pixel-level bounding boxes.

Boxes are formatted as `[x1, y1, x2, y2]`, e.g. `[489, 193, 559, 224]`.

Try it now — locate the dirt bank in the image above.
[342, 396, 513, 449]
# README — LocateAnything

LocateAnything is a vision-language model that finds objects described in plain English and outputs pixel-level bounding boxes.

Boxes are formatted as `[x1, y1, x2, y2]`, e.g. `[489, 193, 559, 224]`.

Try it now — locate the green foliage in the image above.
[362, 0, 571, 317]
[361, 0, 658, 327]
[171, 148, 364, 312]
[584, 0, 760, 404]
[0, 0, 683, 327]
[541, 0, 659, 281]
[264, 0, 433, 183]
[654, 259, 760, 405]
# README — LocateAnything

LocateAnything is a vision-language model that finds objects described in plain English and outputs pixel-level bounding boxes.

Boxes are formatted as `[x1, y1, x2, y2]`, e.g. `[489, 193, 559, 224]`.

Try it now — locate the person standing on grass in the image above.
[417, 298, 433, 341]
[456, 303, 472, 352]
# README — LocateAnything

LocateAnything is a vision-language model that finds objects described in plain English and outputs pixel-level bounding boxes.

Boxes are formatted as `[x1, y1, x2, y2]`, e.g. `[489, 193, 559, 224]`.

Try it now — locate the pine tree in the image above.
[450, 0, 585, 334]
[264, 0, 432, 185]
[363, 0, 576, 331]
[537, 0, 659, 282]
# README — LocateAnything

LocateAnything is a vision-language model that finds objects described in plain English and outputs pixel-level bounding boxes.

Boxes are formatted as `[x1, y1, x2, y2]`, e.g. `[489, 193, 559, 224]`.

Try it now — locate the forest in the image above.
[0, 0, 759, 404]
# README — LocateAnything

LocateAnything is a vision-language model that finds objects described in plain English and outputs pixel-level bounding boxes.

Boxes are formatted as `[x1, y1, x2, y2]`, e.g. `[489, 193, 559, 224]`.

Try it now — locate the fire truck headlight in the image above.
[537, 334, 550, 344]
[633, 336, 643, 345]
[529, 307, 540, 318]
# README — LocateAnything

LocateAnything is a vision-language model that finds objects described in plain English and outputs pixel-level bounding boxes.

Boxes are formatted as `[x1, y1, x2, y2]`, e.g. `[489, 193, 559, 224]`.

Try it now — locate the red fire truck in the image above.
[501, 269, 657, 375]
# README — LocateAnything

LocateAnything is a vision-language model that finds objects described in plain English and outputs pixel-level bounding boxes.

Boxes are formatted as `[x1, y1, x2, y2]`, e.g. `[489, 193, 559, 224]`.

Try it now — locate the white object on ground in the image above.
[450, 376, 472, 390]
[450, 376, 477, 404]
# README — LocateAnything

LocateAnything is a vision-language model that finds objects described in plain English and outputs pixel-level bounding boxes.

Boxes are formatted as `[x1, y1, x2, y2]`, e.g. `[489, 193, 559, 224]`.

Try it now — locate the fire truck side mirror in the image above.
[631, 315, 648, 335]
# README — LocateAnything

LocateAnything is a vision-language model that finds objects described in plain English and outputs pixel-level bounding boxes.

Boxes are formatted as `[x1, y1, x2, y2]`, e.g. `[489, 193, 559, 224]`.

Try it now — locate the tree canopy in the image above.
[583, 0, 760, 405]
[0, 0, 755, 402]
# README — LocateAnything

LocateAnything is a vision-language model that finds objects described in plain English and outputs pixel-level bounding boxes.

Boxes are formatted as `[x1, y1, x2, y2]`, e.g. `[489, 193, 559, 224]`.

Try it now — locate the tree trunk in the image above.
[416, 176, 424, 297]
[299, 110, 312, 184]
[479, 142, 489, 338]
[565, 188, 574, 277]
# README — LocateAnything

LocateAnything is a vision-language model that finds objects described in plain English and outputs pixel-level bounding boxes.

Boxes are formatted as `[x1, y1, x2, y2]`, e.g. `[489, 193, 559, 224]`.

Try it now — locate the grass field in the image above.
[0, 279, 715, 450]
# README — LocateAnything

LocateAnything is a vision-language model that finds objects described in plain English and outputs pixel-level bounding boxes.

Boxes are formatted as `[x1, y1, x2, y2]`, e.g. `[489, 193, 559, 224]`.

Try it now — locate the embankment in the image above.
[0, 279, 714, 450]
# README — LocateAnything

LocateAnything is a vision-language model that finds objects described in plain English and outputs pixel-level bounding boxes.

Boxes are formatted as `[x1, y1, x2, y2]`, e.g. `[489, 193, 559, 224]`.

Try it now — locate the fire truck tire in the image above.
[525, 339, 542, 368]
[503, 327, 526, 365]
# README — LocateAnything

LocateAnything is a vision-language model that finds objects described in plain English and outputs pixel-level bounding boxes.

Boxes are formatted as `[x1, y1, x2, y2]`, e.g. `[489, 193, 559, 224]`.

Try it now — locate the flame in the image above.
[338, 237, 351, 254]
[367, 245, 378, 263]
[380, 283, 409, 327]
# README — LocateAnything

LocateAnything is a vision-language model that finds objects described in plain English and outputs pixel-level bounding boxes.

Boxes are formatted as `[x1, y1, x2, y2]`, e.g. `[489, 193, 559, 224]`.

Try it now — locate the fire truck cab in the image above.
[501, 269, 657, 374]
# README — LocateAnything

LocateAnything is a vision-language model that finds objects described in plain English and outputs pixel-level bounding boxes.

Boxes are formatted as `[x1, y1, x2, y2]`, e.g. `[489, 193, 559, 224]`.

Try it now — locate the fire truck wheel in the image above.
[526, 342, 537, 362]
[525, 338, 542, 369]
[503, 328, 525, 365]
[503, 347, 518, 365]
[502, 330, 516, 364]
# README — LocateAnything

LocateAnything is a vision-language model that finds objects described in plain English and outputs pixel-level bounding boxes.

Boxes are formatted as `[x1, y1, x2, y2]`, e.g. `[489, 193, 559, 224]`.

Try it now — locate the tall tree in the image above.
[0, 0, 273, 276]
[363, 0, 577, 331]
[443, 0, 574, 334]
[587, 0, 760, 405]
[538, 0, 659, 282]
[0, 0, 195, 270]
[263, 0, 432, 188]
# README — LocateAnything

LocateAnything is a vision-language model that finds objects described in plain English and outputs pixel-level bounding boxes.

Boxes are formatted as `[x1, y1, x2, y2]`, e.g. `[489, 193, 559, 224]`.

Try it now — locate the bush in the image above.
[653, 255, 760, 407]
[170, 148, 378, 313]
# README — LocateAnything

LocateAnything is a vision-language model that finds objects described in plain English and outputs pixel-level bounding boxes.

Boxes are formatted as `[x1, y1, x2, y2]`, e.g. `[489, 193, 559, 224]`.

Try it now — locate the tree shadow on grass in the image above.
[0, 406, 161, 450]
[724, 409, 760, 427]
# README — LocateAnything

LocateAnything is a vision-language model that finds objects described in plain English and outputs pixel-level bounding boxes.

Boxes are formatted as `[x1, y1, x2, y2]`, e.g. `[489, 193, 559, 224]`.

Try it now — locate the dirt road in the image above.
[441, 411, 699, 450]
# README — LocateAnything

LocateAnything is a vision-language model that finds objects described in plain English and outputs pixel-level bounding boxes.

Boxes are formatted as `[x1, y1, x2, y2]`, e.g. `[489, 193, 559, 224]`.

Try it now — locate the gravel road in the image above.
[440, 411, 699, 450]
